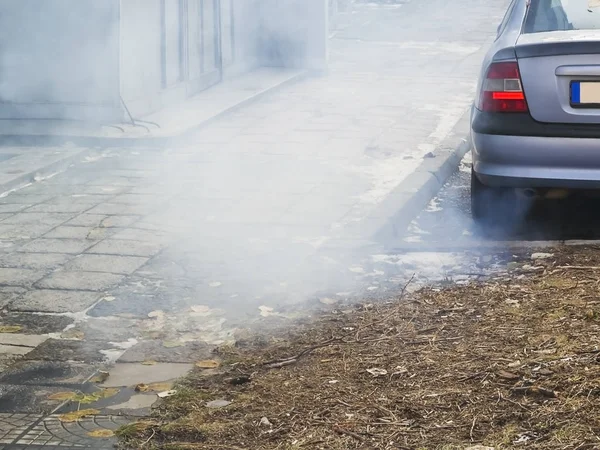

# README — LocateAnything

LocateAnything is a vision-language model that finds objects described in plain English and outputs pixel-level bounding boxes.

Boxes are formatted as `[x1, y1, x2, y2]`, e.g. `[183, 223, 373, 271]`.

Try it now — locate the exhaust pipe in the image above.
[518, 188, 569, 200]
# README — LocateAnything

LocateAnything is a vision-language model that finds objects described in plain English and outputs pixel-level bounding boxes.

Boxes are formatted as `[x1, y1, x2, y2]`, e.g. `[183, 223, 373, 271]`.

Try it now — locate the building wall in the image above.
[119, 0, 168, 118]
[0, 0, 121, 121]
[0, 0, 328, 122]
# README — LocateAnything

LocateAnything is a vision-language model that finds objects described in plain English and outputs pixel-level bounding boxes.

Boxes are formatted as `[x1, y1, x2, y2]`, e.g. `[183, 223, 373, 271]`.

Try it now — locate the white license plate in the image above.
[571, 81, 600, 106]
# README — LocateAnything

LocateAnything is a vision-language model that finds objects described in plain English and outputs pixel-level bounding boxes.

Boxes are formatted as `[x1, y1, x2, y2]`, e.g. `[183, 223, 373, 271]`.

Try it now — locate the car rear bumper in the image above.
[472, 132, 600, 189]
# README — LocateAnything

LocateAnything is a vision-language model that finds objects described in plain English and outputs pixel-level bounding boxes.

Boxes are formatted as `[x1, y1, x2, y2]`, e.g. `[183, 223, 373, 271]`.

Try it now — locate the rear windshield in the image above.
[524, 0, 600, 33]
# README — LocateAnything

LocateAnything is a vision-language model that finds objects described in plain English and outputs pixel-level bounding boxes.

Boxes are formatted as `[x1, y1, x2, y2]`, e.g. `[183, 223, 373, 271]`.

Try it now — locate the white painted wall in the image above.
[0, 0, 121, 121]
[119, 0, 169, 118]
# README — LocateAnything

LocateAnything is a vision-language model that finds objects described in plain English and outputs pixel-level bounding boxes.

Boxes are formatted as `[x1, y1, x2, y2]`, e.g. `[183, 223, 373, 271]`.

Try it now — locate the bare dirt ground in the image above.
[116, 246, 600, 449]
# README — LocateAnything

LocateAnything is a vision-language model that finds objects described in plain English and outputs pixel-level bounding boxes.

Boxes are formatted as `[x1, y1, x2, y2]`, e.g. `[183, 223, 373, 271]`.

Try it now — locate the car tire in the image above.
[470, 168, 524, 226]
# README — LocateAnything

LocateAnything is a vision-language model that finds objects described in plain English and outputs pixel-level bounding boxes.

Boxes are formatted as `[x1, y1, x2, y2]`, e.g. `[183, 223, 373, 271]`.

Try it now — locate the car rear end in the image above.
[472, 0, 600, 190]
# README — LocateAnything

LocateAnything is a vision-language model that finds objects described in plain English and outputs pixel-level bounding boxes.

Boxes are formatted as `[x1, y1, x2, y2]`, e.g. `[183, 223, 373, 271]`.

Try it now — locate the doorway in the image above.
[161, 0, 236, 97]
[186, 0, 223, 95]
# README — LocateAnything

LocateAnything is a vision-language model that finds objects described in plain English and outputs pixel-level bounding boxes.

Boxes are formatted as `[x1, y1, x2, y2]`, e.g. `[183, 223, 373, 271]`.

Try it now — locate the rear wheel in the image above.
[471, 169, 528, 227]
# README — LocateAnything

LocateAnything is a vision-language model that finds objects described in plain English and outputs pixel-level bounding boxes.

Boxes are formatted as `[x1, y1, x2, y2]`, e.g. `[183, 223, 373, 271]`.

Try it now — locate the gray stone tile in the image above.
[118, 340, 212, 363]
[23, 203, 93, 214]
[66, 214, 140, 228]
[85, 203, 157, 216]
[81, 185, 129, 195]
[0, 360, 97, 386]
[86, 239, 164, 257]
[110, 228, 171, 243]
[0, 334, 47, 348]
[83, 203, 129, 215]
[0, 288, 27, 309]
[0, 204, 29, 213]
[36, 272, 125, 292]
[86, 293, 159, 319]
[0, 269, 45, 287]
[71, 317, 138, 342]
[102, 362, 193, 387]
[0, 410, 42, 443]
[0, 253, 72, 270]
[0, 224, 53, 240]
[65, 214, 110, 227]
[0, 344, 34, 356]
[0, 313, 73, 334]
[43, 226, 96, 239]
[110, 194, 169, 205]
[10, 290, 102, 313]
[2, 213, 73, 226]
[18, 239, 95, 254]
[24, 339, 111, 362]
[0, 194, 54, 204]
[64, 255, 148, 275]
[46, 194, 110, 205]
[0, 384, 77, 413]
[87, 177, 139, 187]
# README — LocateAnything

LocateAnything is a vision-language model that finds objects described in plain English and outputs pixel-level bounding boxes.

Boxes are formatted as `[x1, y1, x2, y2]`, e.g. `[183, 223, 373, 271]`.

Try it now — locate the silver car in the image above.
[471, 0, 600, 222]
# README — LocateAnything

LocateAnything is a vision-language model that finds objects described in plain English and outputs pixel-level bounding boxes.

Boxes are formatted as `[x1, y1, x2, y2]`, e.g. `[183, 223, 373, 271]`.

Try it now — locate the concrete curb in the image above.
[372, 107, 472, 245]
[0, 71, 310, 149]
[326, 106, 472, 253]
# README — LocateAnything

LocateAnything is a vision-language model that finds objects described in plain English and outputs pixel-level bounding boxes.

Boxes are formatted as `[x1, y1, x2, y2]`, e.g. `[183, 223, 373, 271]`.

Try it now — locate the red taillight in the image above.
[479, 61, 528, 113]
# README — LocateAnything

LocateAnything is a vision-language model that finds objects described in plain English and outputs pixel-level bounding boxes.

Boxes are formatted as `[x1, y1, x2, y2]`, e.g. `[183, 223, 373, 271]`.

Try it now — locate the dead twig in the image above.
[356, 275, 415, 340]
[141, 429, 156, 448]
[263, 337, 342, 369]
[470, 416, 477, 442]
[511, 386, 558, 398]
[402, 336, 463, 346]
[332, 426, 366, 442]
[498, 392, 531, 411]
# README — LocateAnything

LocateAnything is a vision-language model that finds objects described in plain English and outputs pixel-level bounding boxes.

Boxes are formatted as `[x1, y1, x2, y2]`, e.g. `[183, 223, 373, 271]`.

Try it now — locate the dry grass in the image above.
[118, 247, 600, 449]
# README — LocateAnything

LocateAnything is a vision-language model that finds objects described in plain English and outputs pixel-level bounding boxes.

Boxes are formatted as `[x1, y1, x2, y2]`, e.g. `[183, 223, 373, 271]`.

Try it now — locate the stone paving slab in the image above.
[0, 270, 44, 288]
[0, 346, 33, 357]
[42, 227, 100, 240]
[101, 362, 193, 388]
[0, 335, 47, 349]
[24, 340, 114, 363]
[0, 413, 42, 445]
[0, 385, 74, 414]
[18, 240, 95, 255]
[0, 290, 26, 310]
[10, 291, 102, 314]
[35, 272, 124, 292]
[117, 341, 212, 364]
[0, 361, 97, 386]
[0, 315, 73, 335]
[63, 255, 148, 275]
[85, 240, 164, 258]
[2, 214, 73, 227]
[68, 318, 138, 342]
[12, 414, 127, 448]
[65, 214, 138, 228]
[0, 254, 73, 271]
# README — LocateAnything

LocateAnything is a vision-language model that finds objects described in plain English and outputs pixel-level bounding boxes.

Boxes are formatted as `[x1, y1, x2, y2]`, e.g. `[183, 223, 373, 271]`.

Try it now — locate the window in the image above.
[496, 0, 518, 38]
[523, 0, 600, 33]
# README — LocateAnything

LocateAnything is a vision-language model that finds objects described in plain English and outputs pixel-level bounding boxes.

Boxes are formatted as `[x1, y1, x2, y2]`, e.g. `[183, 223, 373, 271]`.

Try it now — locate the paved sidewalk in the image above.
[0, 0, 512, 445]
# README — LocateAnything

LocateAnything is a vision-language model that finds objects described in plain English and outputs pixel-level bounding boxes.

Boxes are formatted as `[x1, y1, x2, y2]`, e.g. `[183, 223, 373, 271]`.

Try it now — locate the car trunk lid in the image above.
[515, 31, 600, 124]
